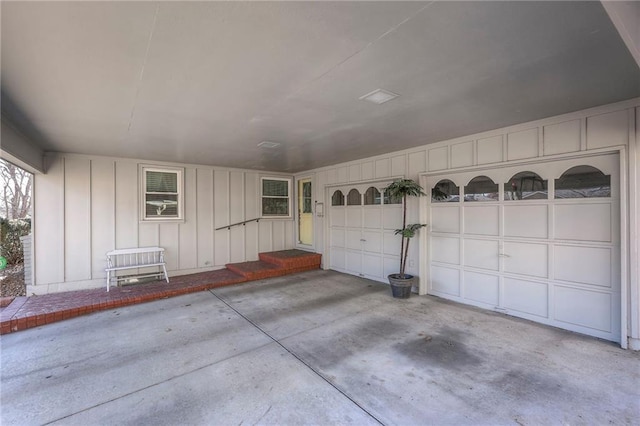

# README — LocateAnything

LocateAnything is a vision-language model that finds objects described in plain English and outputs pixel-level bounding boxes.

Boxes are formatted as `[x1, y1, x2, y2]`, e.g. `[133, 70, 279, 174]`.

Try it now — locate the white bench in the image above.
[105, 247, 169, 291]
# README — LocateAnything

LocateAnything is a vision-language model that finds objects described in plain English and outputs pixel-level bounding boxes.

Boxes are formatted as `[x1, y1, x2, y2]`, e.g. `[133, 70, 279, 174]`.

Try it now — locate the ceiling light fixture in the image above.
[359, 88, 400, 105]
[257, 141, 281, 149]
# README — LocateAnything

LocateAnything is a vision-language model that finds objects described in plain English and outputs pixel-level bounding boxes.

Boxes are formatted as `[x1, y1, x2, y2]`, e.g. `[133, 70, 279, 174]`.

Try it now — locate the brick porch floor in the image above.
[0, 250, 320, 335]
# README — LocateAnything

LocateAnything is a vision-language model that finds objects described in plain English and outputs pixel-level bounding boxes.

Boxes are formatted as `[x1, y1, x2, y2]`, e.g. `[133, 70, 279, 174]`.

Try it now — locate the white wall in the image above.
[299, 98, 640, 348]
[32, 155, 295, 294]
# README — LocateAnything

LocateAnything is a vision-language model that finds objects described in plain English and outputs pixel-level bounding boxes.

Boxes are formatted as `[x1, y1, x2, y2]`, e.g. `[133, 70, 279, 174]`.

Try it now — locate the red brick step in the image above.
[227, 249, 321, 280]
[259, 249, 322, 270]
[225, 261, 284, 281]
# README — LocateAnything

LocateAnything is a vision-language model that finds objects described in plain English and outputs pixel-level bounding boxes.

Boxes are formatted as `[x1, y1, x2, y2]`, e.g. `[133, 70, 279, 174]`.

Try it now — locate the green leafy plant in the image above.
[0, 218, 30, 264]
[384, 179, 427, 279]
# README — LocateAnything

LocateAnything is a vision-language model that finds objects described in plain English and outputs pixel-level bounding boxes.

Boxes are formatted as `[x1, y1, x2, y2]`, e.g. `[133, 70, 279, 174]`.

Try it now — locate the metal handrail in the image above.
[215, 217, 260, 231]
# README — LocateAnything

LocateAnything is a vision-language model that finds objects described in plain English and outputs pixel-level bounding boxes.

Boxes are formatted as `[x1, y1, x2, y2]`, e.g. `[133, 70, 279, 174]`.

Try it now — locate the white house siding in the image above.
[31, 156, 295, 294]
[298, 98, 640, 348]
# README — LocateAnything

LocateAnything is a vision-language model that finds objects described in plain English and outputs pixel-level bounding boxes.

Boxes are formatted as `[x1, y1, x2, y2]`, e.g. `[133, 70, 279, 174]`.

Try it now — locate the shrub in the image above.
[0, 217, 31, 265]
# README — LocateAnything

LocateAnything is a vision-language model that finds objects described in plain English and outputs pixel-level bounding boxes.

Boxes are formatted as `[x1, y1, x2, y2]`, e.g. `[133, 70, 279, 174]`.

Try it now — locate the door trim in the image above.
[295, 176, 314, 250]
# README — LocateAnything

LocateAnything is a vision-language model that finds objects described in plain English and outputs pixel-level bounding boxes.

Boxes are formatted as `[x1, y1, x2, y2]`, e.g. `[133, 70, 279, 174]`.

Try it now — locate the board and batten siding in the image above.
[31, 156, 295, 294]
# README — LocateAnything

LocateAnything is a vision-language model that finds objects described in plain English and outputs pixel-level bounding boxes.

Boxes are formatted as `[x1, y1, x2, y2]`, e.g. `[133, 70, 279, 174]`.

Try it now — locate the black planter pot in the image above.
[387, 274, 415, 299]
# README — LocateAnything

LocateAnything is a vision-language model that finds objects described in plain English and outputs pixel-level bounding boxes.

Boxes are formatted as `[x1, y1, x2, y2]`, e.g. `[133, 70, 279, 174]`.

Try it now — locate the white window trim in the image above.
[260, 176, 292, 218]
[139, 165, 185, 222]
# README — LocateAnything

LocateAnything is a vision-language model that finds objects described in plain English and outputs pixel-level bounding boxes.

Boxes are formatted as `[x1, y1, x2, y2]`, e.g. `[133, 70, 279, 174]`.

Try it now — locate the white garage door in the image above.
[328, 183, 404, 283]
[425, 154, 621, 342]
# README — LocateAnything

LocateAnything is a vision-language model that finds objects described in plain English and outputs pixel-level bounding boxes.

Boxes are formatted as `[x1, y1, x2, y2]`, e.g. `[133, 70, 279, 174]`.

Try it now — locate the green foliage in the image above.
[0, 217, 31, 265]
[394, 223, 426, 239]
[384, 179, 426, 199]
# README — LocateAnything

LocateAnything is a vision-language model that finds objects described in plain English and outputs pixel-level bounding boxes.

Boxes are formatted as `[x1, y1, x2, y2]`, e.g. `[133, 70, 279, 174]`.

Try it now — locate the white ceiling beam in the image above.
[1, 117, 45, 174]
[602, 1, 640, 69]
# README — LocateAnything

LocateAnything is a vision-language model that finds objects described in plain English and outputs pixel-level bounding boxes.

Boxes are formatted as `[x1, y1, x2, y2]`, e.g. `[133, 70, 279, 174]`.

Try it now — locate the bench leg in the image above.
[162, 264, 169, 283]
[106, 270, 111, 292]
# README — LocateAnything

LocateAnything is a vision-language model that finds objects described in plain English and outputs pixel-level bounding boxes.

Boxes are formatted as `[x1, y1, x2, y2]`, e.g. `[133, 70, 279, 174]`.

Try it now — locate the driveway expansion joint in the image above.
[209, 288, 386, 426]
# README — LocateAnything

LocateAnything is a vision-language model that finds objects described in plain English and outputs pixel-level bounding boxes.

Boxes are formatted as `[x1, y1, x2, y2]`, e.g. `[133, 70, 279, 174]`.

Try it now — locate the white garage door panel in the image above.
[362, 231, 382, 253]
[383, 232, 401, 256]
[346, 250, 362, 274]
[504, 278, 548, 317]
[464, 239, 499, 270]
[384, 257, 399, 278]
[363, 208, 382, 229]
[503, 242, 548, 278]
[346, 209, 362, 228]
[362, 253, 383, 279]
[330, 229, 345, 248]
[554, 203, 611, 242]
[431, 236, 460, 265]
[464, 205, 499, 236]
[554, 245, 612, 288]
[383, 206, 403, 230]
[464, 271, 499, 305]
[504, 205, 548, 239]
[431, 266, 460, 296]
[330, 209, 345, 227]
[346, 230, 362, 250]
[555, 287, 612, 332]
[431, 206, 460, 233]
[330, 247, 345, 270]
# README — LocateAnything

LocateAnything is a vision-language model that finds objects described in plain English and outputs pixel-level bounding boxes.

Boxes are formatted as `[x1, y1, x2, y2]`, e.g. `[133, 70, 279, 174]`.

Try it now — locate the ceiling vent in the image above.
[257, 141, 281, 149]
[359, 88, 400, 105]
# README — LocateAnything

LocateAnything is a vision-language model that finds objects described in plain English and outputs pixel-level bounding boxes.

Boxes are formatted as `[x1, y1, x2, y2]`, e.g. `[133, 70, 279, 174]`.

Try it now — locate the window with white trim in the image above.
[261, 177, 291, 217]
[140, 166, 184, 221]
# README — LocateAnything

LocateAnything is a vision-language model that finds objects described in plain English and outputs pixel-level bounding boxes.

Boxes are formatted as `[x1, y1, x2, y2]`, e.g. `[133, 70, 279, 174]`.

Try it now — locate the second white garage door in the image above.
[424, 154, 621, 342]
[328, 182, 404, 283]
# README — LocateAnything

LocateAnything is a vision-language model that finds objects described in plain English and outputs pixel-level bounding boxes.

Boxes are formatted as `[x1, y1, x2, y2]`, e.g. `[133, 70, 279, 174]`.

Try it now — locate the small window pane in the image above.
[364, 187, 381, 205]
[301, 181, 312, 213]
[505, 171, 548, 200]
[331, 190, 344, 206]
[262, 198, 289, 215]
[145, 194, 179, 217]
[263, 179, 288, 197]
[432, 179, 459, 203]
[146, 171, 177, 193]
[464, 176, 498, 202]
[555, 166, 611, 199]
[347, 189, 361, 206]
[302, 181, 311, 197]
[303, 199, 312, 213]
[383, 188, 402, 204]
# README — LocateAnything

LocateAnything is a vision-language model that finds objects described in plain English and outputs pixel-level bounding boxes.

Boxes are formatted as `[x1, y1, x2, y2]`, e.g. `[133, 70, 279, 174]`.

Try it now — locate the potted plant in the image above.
[385, 179, 427, 298]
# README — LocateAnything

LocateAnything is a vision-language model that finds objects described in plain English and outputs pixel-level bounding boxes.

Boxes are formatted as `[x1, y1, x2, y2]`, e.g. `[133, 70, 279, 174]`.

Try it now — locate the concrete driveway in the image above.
[1, 270, 639, 425]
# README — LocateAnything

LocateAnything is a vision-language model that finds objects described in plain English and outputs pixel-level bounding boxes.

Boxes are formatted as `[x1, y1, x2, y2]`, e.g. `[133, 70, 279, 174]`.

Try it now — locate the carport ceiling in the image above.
[2, 1, 639, 173]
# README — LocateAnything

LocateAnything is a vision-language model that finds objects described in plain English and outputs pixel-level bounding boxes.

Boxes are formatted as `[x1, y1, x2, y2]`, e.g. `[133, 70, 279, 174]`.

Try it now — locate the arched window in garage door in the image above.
[555, 165, 611, 199]
[364, 187, 381, 205]
[383, 187, 402, 204]
[347, 189, 361, 206]
[464, 176, 499, 202]
[504, 171, 547, 200]
[432, 179, 460, 203]
[331, 190, 345, 206]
